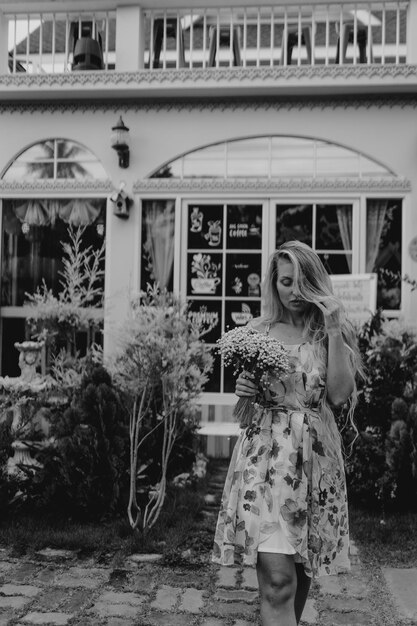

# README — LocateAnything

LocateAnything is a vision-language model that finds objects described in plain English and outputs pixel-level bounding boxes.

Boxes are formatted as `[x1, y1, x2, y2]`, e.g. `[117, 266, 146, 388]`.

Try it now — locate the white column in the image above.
[115, 6, 144, 71]
[406, 0, 417, 63]
[0, 12, 9, 74]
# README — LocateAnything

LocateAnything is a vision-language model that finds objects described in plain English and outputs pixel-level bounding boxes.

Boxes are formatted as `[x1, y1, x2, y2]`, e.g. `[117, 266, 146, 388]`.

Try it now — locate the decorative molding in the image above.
[0, 65, 417, 114]
[133, 176, 411, 194]
[0, 179, 113, 194]
[2, 64, 417, 89]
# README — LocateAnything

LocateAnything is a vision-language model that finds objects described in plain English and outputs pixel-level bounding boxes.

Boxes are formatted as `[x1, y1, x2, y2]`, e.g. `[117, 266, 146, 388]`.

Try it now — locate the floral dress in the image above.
[212, 338, 350, 578]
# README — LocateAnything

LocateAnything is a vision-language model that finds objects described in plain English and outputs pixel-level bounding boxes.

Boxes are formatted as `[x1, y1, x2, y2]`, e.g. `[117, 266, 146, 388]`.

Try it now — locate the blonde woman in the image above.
[213, 240, 362, 626]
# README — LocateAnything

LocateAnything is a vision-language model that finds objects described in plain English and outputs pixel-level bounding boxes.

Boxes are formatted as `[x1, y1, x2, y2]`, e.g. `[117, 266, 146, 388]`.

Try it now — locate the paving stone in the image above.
[318, 575, 342, 596]
[179, 588, 205, 613]
[206, 600, 256, 620]
[322, 611, 375, 626]
[382, 567, 417, 621]
[341, 576, 368, 598]
[150, 585, 181, 611]
[35, 550, 75, 562]
[0, 596, 31, 609]
[95, 591, 145, 606]
[300, 598, 318, 625]
[20, 612, 73, 625]
[240, 568, 258, 590]
[126, 554, 163, 564]
[0, 613, 14, 626]
[10, 564, 40, 582]
[90, 602, 143, 618]
[0, 584, 41, 598]
[32, 589, 69, 611]
[232, 621, 254, 626]
[130, 572, 155, 594]
[199, 619, 226, 626]
[54, 567, 108, 589]
[214, 589, 258, 603]
[34, 569, 59, 585]
[349, 541, 359, 557]
[106, 619, 136, 626]
[60, 589, 93, 613]
[215, 567, 239, 588]
[137, 613, 196, 626]
[322, 596, 372, 613]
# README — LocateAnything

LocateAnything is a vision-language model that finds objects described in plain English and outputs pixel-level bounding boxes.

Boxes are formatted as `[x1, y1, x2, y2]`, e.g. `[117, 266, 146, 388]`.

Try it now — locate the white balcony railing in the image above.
[6, 2, 409, 75]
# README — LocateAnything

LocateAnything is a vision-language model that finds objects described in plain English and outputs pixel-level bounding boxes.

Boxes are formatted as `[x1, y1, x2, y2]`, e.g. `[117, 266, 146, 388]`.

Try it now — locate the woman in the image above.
[212, 240, 362, 626]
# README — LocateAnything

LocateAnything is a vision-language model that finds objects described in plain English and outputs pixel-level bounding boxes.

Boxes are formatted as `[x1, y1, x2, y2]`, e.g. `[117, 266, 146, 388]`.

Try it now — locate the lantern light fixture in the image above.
[111, 116, 130, 168]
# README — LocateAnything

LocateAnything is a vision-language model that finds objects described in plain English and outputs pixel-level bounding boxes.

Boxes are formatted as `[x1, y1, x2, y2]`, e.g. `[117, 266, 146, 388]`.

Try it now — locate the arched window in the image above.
[2, 138, 107, 181]
[150, 136, 394, 180]
[0, 139, 107, 376]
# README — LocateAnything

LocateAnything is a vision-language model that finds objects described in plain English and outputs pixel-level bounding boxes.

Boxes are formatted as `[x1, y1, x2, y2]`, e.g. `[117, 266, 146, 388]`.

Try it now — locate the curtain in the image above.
[143, 200, 175, 290]
[336, 206, 352, 272]
[14, 199, 101, 227]
[59, 199, 101, 226]
[366, 199, 388, 272]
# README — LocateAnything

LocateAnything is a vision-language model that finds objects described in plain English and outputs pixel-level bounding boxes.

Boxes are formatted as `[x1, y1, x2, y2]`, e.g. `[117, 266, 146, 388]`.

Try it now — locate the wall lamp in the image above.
[111, 116, 130, 168]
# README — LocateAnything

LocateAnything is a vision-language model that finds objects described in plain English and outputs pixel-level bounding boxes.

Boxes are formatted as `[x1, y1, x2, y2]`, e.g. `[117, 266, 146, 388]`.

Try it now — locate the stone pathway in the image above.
[0, 461, 415, 625]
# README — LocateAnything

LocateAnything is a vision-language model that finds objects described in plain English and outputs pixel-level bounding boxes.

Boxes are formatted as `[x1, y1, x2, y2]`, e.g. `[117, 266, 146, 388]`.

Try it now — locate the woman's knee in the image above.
[258, 558, 297, 607]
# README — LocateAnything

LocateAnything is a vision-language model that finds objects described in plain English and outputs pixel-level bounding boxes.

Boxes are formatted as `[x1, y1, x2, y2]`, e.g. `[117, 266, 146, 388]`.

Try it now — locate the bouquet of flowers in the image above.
[217, 326, 291, 427]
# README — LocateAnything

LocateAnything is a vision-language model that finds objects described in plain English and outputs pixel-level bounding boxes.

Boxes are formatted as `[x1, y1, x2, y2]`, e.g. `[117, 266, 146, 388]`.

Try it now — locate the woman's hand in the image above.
[235, 371, 258, 397]
[315, 299, 342, 337]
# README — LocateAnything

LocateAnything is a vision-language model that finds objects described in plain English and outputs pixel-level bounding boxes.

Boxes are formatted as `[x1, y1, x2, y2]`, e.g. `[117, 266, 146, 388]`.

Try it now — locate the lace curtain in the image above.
[336, 206, 352, 272]
[366, 199, 388, 272]
[142, 200, 175, 290]
[13, 199, 102, 227]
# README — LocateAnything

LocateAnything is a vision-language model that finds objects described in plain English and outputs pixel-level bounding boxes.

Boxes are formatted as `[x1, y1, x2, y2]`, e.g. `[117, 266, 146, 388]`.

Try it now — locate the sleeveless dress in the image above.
[212, 327, 350, 578]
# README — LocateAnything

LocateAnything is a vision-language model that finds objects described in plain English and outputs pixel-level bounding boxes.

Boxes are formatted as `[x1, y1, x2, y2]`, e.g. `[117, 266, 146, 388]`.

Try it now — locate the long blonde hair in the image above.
[263, 240, 363, 456]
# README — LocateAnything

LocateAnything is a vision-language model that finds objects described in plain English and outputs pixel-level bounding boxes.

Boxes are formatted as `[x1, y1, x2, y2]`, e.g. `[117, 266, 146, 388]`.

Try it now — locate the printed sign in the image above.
[225, 301, 261, 332]
[188, 204, 223, 249]
[330, 273, 377, 322]
[226, 204, 262, 249]
[226, 253, 262, 298]
[188, 300, 222, 344]
[187, 252, 222, 297]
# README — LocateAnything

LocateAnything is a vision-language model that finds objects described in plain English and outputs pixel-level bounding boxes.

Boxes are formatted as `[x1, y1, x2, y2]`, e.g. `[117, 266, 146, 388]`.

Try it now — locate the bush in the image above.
[6, 362, 130, 521]
[343, 310, 417, 512]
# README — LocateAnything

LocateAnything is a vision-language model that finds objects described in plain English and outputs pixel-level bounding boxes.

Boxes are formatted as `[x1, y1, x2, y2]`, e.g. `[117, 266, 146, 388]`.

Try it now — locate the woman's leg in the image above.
[294, 563, 311, 624]
[256, 552, 298, 626]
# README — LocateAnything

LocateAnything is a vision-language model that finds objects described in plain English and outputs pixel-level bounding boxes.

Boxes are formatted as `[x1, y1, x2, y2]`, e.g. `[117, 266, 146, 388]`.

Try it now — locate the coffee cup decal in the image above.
[231, 303, 253, 325]
[205, 220, 222, 247]
[191, 253, 221, 294]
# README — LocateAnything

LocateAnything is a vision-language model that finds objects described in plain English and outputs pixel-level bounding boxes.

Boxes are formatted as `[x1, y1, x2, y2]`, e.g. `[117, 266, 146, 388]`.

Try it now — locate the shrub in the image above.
[109, 284, 213, 533]
[343, 310, 417, 511]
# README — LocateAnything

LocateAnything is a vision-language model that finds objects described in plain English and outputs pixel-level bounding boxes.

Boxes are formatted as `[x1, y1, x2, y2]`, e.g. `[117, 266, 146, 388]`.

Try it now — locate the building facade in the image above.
[0, 0, 416, 451]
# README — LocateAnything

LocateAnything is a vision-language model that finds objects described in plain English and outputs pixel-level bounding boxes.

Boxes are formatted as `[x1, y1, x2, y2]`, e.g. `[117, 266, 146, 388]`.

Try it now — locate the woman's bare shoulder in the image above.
[248, 317, 267, 331]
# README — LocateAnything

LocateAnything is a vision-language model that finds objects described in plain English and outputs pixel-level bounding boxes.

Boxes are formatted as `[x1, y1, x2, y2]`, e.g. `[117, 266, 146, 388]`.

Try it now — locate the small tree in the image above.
[109, 285, 213, 533]
[25, 226, 105, 365]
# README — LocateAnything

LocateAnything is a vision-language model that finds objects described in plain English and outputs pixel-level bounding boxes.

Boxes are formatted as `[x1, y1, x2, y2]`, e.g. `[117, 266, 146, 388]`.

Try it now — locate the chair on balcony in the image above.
[335, 24, 373, 64]
[151, 18, 186, 69]
[208, 25, 242, 67]
[280, 26, 313, 65]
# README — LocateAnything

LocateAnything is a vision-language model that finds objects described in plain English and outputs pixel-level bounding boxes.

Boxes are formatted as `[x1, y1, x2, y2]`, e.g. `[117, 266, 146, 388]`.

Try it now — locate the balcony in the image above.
[1, 1, 416, 100]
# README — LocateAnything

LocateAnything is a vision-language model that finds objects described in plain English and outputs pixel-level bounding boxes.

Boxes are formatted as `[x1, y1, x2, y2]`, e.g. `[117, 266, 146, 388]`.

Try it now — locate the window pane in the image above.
[276, 204, 313, 247]
[316, 204, 352, 251]
[141, 199, 175, 292]
[366, 199, 402, 310]
[1, 199, 106, 306]
[1, 318, 26, 376]
[318, 253, 352, 275]
[226, 204, 262, 250]
[227, 138, 269, 177]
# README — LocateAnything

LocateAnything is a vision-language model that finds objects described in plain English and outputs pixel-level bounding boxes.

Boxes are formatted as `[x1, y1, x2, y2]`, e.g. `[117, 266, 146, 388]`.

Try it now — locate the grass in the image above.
[0, 477, 216, 564]
[350, 505, 417, 568]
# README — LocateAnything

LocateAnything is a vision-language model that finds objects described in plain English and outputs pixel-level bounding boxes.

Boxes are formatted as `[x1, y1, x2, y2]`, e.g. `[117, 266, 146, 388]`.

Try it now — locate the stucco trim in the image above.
[0, 179, 113, 193]
[1, 64, 417, 89]
[133, 176, 411, 194]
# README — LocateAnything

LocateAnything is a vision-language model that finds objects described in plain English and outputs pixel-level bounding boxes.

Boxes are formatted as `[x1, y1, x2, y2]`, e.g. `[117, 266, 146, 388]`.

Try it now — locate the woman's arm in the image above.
[315, 300, 355, 407]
